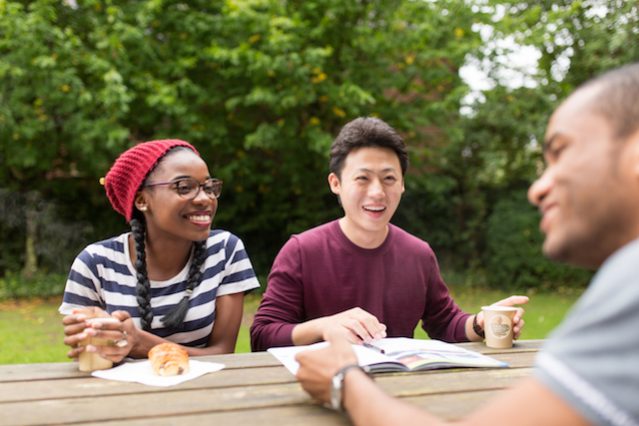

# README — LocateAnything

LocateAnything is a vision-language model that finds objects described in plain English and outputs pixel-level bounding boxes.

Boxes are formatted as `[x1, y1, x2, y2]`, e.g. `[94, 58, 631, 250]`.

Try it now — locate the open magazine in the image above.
[268, 337, 508, 375]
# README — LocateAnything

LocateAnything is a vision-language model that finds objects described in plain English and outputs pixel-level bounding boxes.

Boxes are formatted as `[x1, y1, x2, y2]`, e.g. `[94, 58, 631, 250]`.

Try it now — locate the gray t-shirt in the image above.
[535, 239, 639, 426]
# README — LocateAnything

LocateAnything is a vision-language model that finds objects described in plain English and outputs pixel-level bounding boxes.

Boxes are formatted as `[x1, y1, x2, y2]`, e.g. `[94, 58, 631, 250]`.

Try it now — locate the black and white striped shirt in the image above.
[59, 230, 260, 347]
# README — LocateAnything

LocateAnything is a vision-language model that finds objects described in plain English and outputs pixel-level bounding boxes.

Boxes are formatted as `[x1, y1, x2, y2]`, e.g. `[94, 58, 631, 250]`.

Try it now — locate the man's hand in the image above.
[295, 329, 358, 404]
[477, 295, 529, 339]
[292, 307, 386, 346]
[321, 307, 387, 343]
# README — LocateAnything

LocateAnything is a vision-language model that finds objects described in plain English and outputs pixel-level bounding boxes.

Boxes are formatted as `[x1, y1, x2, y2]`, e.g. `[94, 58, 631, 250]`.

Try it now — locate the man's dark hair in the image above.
[329, 117, 408, 177]
[586, 62, 639, 140]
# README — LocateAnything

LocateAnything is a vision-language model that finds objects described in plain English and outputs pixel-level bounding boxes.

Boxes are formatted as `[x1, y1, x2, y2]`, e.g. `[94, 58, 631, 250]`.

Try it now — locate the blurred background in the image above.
[1, 0, 637, 360]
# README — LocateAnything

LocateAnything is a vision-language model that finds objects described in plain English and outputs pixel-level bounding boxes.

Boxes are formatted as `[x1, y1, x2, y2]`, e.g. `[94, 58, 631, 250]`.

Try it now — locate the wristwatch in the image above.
[330, 364, 371, 411]
[473, 314, 485, 338]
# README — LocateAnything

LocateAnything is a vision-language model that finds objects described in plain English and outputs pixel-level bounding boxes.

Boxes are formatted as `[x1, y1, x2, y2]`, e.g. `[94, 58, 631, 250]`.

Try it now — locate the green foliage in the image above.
[0, 272, 67, 300]
[393, 175, 457, 244]
[1, 0, 636, 291]
[0, 0, 132, 186]
[484, 191, 592, 290]
[428, 85, 550, 268]
[1, 0, 483, 277]
[488, 1, 639, 97]
[424, 1, 639, 287]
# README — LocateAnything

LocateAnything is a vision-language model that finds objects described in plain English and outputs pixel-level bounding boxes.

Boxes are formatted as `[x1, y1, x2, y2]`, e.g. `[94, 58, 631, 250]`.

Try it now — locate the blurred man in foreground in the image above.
[295, 63, 639, 425]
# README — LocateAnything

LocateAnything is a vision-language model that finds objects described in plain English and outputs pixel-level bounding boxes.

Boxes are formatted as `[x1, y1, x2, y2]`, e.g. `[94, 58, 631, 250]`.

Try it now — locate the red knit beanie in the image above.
[104, 139, 199, 222]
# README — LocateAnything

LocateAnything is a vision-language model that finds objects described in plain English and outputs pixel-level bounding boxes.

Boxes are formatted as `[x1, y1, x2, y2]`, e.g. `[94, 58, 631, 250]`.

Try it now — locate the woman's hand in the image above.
[62, 307, 136, 363]
[62, 307, 108, 359]
[98, 310, 139, 362]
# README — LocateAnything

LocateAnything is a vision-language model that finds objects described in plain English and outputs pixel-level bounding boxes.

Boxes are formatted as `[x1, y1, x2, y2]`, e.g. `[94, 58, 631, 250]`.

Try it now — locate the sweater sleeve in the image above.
[250, 237, 306, 351]
[420, 250, 470, 342]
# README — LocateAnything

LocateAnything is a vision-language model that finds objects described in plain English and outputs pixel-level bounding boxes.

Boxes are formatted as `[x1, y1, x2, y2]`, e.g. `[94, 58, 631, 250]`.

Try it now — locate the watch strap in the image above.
[330, 364, 370, 412]
[472, 314, 485, 339]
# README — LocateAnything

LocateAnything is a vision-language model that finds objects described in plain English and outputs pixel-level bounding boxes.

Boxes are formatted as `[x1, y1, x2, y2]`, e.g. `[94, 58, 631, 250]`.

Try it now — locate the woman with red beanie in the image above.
[59, 140, 260, 363]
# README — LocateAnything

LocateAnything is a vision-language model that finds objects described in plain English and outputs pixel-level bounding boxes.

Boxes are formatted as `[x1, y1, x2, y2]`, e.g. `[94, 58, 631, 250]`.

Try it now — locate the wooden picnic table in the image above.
[0, 340, 543, 425]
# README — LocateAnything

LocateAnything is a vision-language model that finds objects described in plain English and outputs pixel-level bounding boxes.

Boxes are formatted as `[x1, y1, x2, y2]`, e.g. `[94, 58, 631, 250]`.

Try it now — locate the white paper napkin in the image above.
[92, 359, 225, 387]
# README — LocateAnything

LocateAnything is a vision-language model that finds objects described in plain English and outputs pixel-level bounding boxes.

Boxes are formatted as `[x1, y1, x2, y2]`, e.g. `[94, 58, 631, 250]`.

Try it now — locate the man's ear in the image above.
[328, 173, 341, 195]
[134, 193, 148, 212]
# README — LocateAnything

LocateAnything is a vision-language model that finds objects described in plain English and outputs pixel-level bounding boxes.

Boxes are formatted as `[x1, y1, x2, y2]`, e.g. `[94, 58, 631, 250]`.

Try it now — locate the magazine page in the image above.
[372, 338, 508, 370]
[267, 342, 328, 375]
[268, 342, 397, 375]
[267, 338, 507, 375]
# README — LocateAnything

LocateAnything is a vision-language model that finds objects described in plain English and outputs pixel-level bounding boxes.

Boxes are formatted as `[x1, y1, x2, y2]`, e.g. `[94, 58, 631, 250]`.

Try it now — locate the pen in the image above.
[362, 342, 386, 354]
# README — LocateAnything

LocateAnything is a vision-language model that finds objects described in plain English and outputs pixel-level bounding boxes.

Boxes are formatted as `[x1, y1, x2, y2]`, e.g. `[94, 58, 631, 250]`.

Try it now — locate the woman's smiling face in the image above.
[137, 148, 217, 242]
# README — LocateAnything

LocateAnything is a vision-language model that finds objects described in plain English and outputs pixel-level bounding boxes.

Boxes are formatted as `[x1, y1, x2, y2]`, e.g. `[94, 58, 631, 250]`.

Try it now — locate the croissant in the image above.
[148, 342, 190, 376]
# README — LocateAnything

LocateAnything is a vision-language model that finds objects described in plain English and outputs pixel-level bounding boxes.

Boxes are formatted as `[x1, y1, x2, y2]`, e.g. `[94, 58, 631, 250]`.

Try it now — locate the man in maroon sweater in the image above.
[250, 117, 528, 352]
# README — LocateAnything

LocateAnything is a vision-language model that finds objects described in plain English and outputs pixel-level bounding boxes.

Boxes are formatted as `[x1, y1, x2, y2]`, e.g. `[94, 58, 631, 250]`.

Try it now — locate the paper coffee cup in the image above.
[481, 306, 517, 349]
[78, 317, 120, 372]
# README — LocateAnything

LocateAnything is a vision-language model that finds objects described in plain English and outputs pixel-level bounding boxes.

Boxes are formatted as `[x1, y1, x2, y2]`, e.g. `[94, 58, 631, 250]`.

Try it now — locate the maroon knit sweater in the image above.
[250, 220, 470, 351]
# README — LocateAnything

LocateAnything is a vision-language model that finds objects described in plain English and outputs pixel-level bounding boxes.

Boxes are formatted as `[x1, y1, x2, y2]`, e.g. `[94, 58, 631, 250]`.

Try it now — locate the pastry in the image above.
[148, 342, 190, 376]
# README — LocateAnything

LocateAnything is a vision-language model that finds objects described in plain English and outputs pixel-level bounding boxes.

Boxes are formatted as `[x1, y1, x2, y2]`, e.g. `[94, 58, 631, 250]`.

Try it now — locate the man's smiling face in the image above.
[528, 85, 639, 268]
[329, 146, 405, 248]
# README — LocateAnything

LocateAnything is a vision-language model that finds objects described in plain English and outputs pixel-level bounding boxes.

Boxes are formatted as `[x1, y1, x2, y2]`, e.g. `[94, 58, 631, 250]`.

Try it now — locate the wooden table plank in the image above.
[377, 367, 532, 396]
[0, 365, 291, 402]
[0, 352, 282, 382]
[0, 340, 544, 382]
[69, 390, 520, 426]
[457, 339, 544, 353]
[0, 347, 538, 404]
[0, 366, 534, 425]
[82, 404, 350, 426]
[0, 350, 536, 404]
[1, 382, 308, 425]
[0, 363, 533, 405]
[0, 340, 543, 425]
[58, 390, 511, 425]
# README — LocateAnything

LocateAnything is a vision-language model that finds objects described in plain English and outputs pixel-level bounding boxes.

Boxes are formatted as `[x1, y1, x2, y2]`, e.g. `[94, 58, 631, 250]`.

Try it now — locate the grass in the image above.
[0, 288, 582, 364]
[0, 298, 67, 363]
[413, 286, 579, 340]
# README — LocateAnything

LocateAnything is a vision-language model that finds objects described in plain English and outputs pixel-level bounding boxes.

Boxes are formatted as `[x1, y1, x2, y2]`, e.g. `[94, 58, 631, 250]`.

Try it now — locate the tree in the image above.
[5, 0, 627, 290]
[433, 0, 639, 288]
[0, 1, 132, 275]
[1, 0, 483, 276]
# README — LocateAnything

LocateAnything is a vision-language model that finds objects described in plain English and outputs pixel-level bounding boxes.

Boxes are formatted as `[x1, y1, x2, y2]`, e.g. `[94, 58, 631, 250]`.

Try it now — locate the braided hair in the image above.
[130, 215, 153, 331]
[128, 147, 209, 331]
[130, 211, 209, 331]
[161, 238, 207, 329]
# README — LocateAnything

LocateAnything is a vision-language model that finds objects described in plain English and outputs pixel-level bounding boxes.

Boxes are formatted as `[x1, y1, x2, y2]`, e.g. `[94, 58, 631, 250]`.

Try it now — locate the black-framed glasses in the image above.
[144, 178, 223, 200]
